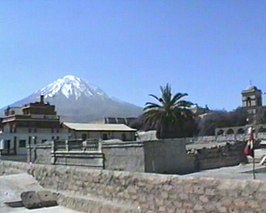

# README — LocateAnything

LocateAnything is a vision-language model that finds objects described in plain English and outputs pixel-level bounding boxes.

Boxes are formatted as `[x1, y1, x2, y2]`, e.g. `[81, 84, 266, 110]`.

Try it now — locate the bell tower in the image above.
[242, 86, 262, 108]
[241, 86, 263, 125]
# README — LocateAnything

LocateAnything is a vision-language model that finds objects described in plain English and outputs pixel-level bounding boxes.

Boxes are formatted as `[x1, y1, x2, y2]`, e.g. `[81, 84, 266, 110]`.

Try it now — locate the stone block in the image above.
[21, 191, 41, 209]
[160, 191, 168, 199]
[193, 185, 205, 194]
[193, 204, 203, 211]
[199, 195, 209, 203]
[21, 190, 58, 209]
[37, 190, 58, 207]
[233, 199, 247, 208]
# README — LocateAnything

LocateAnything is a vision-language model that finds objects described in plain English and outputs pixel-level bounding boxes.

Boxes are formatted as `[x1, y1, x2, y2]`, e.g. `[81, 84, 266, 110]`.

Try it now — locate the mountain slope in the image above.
[5, 75, 142, 122]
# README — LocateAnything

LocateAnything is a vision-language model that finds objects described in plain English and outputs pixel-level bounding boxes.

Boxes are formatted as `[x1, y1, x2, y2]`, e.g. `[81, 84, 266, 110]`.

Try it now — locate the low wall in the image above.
[28, 141, 103, 168]
[144, 139, 195, 174]
[195, 133, 266, 143]
[51, 151, 103, 168]
[102, 141, 144, 172]
[1, 161, 266, 213]
[28, 144, 51, 164]
[26, 139, 247, 174]
[188, 134, 245, 144]
[102, 139, 195, 174]
[188, 141, 246, 171]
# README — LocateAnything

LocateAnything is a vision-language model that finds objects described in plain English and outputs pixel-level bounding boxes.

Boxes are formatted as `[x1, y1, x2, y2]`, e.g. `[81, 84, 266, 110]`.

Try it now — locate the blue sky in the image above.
[1, 1, 266, 110]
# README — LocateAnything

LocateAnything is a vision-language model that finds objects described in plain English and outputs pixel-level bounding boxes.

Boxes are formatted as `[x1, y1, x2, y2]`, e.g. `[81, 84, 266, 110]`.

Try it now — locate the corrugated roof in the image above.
[63, 122, 136, 131]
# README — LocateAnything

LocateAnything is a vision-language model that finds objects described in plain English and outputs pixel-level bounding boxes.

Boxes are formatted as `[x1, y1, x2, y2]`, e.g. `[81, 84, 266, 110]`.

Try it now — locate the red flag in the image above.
[244, 127, 254, 157]
[244, 142, 254, 157]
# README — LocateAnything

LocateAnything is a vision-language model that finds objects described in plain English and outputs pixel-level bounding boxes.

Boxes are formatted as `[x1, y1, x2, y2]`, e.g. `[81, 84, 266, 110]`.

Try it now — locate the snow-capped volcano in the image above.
[4, 75, 142, 122]
[38, 75, 107, 100]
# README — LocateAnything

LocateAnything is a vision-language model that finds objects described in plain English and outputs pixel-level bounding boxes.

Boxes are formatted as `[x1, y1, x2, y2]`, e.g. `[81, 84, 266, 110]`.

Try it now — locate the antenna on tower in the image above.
[249, 80, 253, 86]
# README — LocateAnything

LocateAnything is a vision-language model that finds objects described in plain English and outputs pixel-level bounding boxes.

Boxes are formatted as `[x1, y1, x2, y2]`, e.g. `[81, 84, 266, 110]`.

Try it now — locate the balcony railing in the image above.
[52, 138, 101, 152]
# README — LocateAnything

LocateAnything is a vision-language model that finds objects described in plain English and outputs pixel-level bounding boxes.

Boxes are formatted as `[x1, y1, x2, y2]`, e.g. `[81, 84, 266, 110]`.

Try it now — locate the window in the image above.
[28, 128, 32, 133]
[247, 97, 251, 107]
[4, 140, 10, 149]
[42, 139, 47, 143]
[10, 125, 16, 133]
[102, 133, 108, 140]
[56, 136, 59, 140]
[122, 133, 127, 141]
[82, 133, 87, 140]
[32, 136, 37, 144]
[19, 140, 26, 148]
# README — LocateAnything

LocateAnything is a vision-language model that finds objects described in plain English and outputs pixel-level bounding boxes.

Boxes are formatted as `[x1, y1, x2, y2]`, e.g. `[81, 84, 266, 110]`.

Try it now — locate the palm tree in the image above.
[144, 84, 193, 139]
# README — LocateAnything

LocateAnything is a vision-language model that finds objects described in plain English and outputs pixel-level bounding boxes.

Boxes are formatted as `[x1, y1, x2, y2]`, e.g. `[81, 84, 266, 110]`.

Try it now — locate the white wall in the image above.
[68, 130, 135, 141]
[0, 127, 69, 155]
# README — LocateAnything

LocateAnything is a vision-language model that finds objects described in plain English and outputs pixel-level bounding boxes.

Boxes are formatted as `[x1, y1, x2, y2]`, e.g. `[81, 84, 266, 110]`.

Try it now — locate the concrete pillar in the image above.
[51, 141, 55, 165]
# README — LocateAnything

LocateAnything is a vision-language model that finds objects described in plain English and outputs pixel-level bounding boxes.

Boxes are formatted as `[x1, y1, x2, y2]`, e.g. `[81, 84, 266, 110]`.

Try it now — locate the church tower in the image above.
[241, 86, 262, 108]
[241, 86, 263, 124]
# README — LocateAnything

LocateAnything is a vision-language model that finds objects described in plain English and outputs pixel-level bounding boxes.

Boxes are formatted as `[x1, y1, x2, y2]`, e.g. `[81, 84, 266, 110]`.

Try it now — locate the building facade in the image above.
[0, 96, 68, 155]
[215, 86, 266, 138]
[0, 96, 138, 156]
[241, 86, 266, 124]
[63, 122, 136, 141]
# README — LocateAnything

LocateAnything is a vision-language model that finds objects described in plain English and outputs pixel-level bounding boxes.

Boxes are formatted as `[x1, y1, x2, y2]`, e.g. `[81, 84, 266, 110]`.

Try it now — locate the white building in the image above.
[0, 96, 137, 156]
[63, 122, 136, 141]
[0, 96, 68, 155]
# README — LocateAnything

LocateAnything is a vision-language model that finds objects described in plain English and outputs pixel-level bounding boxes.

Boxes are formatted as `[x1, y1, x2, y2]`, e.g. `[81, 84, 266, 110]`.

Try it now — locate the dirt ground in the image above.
[0, 173, 81, 213]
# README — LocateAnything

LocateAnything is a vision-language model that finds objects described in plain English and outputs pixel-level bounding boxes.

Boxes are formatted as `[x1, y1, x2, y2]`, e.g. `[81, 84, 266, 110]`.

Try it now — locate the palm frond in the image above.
[144, 102, 163, 112]
[171, 93, 188, 105]
[143, 83, 195, 138]
[144, 109, 164, 127]
[161, 84, 172, 105]
[148, 94, 162, 103]
[144, 102, 162, 107]
[175, 100, 193, 108]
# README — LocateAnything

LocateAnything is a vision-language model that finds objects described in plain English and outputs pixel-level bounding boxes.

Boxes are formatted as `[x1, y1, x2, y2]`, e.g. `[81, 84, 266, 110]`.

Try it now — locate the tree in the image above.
[196, 107, 249, 136]
[143, 84, 194, 138]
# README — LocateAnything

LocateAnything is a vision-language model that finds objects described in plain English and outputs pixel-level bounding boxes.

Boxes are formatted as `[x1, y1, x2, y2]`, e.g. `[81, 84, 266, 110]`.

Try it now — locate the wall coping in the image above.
[1, 160, 266, 184]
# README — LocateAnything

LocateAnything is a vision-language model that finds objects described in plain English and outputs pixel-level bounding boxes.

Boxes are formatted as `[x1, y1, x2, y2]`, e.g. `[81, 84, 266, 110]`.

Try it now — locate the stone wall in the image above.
[51, 151, 104, 168]
[1, 161, 266, 213]
[27, 139, 247, 174]
[187, 132, 266, 144]
[0, 160, 30, 175]
[102, 139, 196, 174]
[188, 141, 247, 171]
[102, 141, 144, 172]
[28, 144, 51, 164]
[187, 134, 246, 144]
[27, 140, 104, 168]
[143, 139, 195, 174]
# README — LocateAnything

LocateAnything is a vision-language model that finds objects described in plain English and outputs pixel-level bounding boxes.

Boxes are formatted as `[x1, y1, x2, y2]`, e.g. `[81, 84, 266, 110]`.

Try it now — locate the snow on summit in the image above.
[6, 74, 142, 122]
[38, 75, 107, 100]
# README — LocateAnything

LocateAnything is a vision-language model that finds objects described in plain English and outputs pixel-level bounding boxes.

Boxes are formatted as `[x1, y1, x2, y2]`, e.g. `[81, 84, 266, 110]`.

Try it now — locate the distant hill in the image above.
[2, 75, 142, 122]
